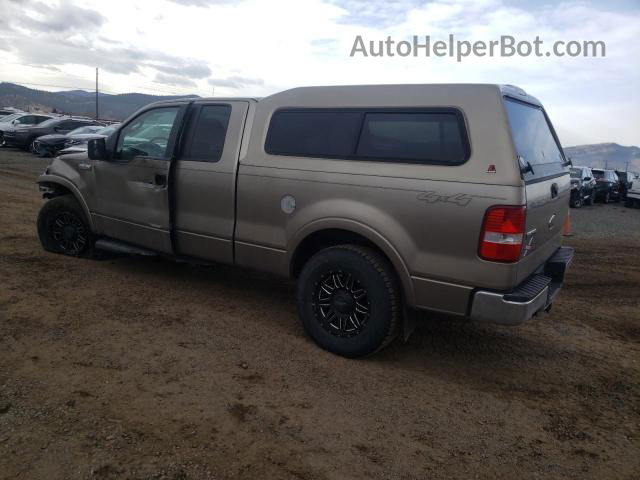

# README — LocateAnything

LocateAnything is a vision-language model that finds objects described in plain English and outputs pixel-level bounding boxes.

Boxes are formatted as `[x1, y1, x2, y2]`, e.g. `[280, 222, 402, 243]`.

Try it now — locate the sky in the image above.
[0, 0, 638, 147]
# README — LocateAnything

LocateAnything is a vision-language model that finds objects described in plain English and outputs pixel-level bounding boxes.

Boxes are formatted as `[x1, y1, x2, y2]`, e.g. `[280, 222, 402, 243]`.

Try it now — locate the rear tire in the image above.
[296, 245, 400, 358]
[37, 195, 94, 257]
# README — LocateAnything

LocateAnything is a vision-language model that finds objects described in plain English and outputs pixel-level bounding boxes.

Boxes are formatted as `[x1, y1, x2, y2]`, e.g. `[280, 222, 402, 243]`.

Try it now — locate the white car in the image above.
[625, 174, 640, 208]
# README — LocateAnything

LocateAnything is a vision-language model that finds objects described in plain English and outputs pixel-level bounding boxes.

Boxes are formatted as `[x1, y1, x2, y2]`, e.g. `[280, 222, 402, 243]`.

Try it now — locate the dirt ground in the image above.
[1, 149, 638, 480]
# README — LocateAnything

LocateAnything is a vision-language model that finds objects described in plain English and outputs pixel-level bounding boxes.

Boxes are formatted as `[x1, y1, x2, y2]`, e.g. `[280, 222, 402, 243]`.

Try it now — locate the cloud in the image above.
[0, 0, 638, 145]
[153, 63, 212, 79]
[0, 0, 211, 85]
[17, 0, 104, 32]
[327, 0, 425, 26]
[155, 73, 197, 87]
[165, 0, 238, 6]
[207, 75, 264, 88]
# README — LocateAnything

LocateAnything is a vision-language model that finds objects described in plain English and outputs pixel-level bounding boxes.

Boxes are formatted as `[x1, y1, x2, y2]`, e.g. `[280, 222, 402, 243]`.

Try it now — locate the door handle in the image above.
[155, 174, 167, 187]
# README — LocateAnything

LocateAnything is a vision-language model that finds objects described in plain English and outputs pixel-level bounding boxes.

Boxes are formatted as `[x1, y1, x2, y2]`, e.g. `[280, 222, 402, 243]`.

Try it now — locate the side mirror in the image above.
[11, 120, 17, 125]
[88, 137, 108, 160]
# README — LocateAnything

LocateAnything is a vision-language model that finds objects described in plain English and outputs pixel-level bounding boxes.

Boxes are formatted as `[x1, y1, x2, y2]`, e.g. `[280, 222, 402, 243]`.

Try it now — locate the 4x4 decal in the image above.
[416, 191, 505, 206]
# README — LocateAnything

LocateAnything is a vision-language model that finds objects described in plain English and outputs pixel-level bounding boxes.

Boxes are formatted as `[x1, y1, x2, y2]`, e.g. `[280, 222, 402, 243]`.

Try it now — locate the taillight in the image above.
[479, 206, 526, 263]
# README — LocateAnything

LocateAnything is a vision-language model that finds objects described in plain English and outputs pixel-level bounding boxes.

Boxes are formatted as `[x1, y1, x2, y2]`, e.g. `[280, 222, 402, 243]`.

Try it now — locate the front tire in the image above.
[296, 245, 400, 358]
[37, 195, 94, 257]
[585, 191, 595, 206]
[571, 193, 582, 208]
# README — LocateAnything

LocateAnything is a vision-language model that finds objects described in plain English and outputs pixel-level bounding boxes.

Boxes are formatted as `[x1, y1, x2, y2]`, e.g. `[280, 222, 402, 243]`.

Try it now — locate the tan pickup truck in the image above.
[36, 84, 574, 357]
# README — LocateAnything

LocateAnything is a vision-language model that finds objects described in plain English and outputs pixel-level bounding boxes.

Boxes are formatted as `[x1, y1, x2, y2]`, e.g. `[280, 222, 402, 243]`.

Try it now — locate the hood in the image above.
[36, 134, 68, 144]
[68, 133, 107, 140]
[0, 124, 21, 133]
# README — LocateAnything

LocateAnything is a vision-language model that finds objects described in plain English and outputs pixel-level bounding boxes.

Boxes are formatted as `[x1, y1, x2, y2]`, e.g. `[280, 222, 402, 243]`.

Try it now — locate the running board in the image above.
[95, 238, 157, 256]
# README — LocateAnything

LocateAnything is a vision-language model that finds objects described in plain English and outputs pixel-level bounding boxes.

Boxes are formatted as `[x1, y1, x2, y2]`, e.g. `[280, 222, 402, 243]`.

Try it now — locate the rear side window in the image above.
[182, 105, 231, 162]
[266, 111, 362, 157]
[357, 112, 466, 163]
[265, 108, 468, 165]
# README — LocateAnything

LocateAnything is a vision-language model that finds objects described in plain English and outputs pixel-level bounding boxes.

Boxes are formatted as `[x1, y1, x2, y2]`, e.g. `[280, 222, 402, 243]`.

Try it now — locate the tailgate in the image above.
[518, 174, 570, 282]
[502, 96, 570, 284]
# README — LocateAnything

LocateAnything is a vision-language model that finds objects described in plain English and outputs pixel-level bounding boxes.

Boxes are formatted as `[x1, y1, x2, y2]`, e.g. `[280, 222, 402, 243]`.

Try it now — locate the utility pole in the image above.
[95, 67, 99, 120]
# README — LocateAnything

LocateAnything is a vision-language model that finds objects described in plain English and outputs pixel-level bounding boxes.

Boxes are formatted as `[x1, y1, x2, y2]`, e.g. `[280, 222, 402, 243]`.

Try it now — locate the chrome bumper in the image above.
[470, 246, 574, 325]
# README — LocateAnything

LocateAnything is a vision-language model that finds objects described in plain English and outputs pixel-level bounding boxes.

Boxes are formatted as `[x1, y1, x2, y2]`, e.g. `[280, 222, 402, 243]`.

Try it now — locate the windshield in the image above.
[592, 170, 605, 179]
[37, 118, 60, 128]
[570, 168, 581, 178]
[98, 125, 118, 136]
[0, 113, 23, 123]
[69, 125, 102, 135]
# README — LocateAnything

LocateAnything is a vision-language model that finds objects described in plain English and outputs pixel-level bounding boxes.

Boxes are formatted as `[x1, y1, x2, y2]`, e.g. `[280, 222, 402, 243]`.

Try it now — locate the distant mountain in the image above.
[564, 143, 640, 172]
[0, 82, 198, 121]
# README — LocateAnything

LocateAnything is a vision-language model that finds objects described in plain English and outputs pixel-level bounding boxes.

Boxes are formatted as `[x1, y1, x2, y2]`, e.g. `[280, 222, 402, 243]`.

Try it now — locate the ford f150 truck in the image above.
[36, 84, 574, 357]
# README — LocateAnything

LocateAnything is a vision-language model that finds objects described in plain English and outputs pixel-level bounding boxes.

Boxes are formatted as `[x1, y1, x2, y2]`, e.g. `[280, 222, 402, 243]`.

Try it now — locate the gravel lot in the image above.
[1, 149, 639, 480]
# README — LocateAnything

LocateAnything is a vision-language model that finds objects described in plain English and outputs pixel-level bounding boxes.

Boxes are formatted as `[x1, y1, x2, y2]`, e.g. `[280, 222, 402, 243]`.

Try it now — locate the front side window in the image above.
[16, 116, 35, 125]
[116, 107, 179, 160]
[182, 105, 231, 162]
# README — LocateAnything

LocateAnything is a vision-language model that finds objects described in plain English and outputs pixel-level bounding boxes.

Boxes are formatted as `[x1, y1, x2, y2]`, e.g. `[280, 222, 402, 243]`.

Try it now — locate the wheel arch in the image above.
[288, 219, 415, 307]
[37, 174, 94, 230]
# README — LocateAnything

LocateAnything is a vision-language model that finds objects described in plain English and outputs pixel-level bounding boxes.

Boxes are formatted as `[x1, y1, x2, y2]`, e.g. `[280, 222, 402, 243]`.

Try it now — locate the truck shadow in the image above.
[102, 252, 567, 369]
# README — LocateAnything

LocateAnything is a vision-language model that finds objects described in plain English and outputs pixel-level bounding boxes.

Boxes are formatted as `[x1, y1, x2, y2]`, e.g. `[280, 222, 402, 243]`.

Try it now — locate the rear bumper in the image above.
[469, 246, 574, 325]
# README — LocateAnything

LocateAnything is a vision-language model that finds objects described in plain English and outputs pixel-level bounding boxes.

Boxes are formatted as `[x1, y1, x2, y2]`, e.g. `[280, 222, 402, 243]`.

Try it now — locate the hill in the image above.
[564, 143, 640, 172]
[0, 82, 198, 121]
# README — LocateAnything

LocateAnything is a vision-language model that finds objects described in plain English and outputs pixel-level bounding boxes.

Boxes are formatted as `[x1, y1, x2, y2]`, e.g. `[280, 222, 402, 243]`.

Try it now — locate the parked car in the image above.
[0, 107, 23, 118]
[592, 168, 621, 203]
[57, 124, 120, 156]
[4, 116, 102, 150]
[36, 84, 574, 357]
[569, 165, 596, 207]
[625, 174, 639, 208]
[32, 125, 105, 157]
[615, 170, 634, 200]
[0, 113, 53, 145]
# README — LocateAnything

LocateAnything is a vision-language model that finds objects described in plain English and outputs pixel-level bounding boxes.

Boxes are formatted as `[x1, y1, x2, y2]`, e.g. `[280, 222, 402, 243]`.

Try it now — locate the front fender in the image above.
[37, 174, 94, 230]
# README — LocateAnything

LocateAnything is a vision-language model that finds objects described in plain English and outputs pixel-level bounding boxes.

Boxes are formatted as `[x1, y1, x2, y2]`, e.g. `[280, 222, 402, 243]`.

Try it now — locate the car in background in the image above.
[615, 171, 634, 200]
[0, 107, 23, 118]
[592, 168, 621, 203]
[32, 125, 105, 157]
[57, 124, 121, 156]
[625, 174, 639, 208]
[0, 113, 53, 145]
[3, 116, 103, 150]
[569, 165, 596, 207]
